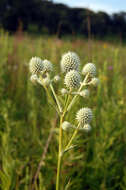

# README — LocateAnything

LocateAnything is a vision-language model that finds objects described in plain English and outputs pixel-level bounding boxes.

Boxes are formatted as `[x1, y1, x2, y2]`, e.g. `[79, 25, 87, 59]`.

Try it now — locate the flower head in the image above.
[89, 77, 100, 86]
[53, 75, 60, 83]
[64, 70, 81, 89]
[82, 63, 96, 77]
[79, 89, 90, 98]
[76, 107, 93, 125]
[29, 57, 44, 74]
[43, 59, 53, 72]
[61, 51, 80, 73]
[62, 121, 73, 131]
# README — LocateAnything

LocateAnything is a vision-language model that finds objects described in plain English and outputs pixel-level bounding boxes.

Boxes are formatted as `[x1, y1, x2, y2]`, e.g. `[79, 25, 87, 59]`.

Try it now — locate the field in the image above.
[0, 30, 126, 190]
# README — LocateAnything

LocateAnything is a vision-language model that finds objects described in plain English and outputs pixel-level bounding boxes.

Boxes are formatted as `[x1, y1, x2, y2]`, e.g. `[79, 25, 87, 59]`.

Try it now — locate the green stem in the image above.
[56, 115, 64, 190]
[65, 124, 80, 150]
[50, 83, 62, 113]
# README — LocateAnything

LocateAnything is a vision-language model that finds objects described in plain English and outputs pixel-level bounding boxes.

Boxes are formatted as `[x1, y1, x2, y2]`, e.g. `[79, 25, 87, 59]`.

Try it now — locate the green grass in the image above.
[0, 29, 126, 190]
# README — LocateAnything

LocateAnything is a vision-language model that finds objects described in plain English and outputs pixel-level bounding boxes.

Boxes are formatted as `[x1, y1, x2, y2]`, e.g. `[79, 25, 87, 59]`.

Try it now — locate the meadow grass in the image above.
[0, 30, 126, 190]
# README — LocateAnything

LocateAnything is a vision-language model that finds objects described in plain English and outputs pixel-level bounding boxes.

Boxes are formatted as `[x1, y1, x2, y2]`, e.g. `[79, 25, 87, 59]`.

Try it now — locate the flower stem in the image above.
[65, 124, 80, 150]
[56, 114, 64, 190]
[50, 83, 62, 113]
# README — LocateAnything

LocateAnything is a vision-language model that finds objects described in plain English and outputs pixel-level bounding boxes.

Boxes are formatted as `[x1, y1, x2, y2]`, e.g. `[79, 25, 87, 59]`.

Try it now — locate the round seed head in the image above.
[61, 51, 80, 73]
[43, 77, 51, 86]
[61, 88, 68, 95]
[83, 124, 91, 132]
[30, 74, 38, 84]
[76, 107, 93, 125]
[82, 63, 96, 77]
[43, 59, 53, 72]
[64, 70, 81, 89]
[53, 75, 60, 83]
[29, 57, 44, 74]
[90, 77, 100, 86]
[79, 89, 90, 98]
[62, 121, 73, 131]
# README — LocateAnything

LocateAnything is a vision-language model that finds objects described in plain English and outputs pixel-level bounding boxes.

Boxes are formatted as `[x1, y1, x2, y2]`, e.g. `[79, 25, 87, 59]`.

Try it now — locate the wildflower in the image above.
[61, 51, 80, 73]
[82, 63, 96, 77]
[76, 108, 93, 125]
[29, 57, 44, 74]
[79, 89, 90, 98]
[53, 75, 60, 83]
[62, 121, 73, 131]
[64, 70, 81, 89]
[43, 59, 53, 72]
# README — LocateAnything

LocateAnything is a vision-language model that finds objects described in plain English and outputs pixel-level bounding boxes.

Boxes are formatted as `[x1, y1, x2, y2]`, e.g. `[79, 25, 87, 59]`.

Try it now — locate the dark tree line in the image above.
[0, 0, 126, 38]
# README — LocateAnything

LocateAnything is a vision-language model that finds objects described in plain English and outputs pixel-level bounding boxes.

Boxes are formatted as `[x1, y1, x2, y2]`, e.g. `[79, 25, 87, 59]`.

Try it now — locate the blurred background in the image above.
[0, 0, 126, 190]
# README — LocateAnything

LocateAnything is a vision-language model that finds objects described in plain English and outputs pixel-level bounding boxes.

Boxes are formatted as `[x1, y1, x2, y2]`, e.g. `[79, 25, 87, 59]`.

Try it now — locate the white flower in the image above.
[60, 88, 68, 95]
[79, 89, 90, 98]
[30, 74, 38, 84]
[82, 63, 96, 77]
[64, 70, 81, 89]
[83, 124, 91, 132]
[61, 51, 80, 73]
[53, 75, 60, 83]
[62, 121, 73, 131]
[89, 78, 100, 86]
[29, 57, 44, 74]
[43, 59, 53, 72]
[76, 108, 93, 125]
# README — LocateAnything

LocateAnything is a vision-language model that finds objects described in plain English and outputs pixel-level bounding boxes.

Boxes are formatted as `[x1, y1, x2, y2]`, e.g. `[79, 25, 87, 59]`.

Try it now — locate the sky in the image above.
[53, 0, 126, 14]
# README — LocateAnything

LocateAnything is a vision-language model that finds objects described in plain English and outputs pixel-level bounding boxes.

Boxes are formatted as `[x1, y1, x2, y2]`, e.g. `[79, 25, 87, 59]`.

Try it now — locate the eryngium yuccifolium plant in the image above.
[61, 51, 80, 73]
[43, 59, 53, 72]
[76, 108, 93, 126]
[64, 70, 81, 89]
[82, 63, 96, 77]
[29, 57, 44, 74]
[79, 89, 90, 98]
[28, 51, 100, 190]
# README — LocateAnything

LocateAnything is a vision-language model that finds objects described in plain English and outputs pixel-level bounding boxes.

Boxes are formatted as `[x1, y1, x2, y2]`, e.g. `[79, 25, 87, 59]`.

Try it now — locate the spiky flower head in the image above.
[43, 59, 53, 72]
[42, 76, 51, 86]
[79, 89, 90, 98]
[82, 63, 96, 77]
[76, 107, 93, 125]
[30, 74, 38, 84]
[61, 51, 80, 73]
[53, 75, 60, 83]
[60, 88, 68, 95]
[29, 57, 44, 74]
[83, 124, 91, 132]
[90, 77, 100, 86]
[64, 70, 81, 89]
[62, 121, 73, 131]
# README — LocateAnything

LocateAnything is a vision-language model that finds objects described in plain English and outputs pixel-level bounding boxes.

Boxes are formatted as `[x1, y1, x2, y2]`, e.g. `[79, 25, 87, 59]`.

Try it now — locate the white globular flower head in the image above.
[29, 57, 44, 75]
[30, 74, 38, 84]
[61, 51, 80, 73]
[79, 89, 90, 98]
[90, 77, 100, 86]
[64, 70, 81, 89]
[43, 59, 53, 72]
[62, 121, 73, 131]
[82, 63, 96, 77]
[83, 124, 91, 132]
[53, 75, 60, 83]
[60, 88, 68, 95]
[76, 107, 93, 125]
[42, 76, 51, 86]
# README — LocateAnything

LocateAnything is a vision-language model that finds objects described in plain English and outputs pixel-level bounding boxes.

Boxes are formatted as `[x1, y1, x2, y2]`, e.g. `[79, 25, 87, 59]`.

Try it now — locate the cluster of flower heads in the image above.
[29, 51, 99, 132]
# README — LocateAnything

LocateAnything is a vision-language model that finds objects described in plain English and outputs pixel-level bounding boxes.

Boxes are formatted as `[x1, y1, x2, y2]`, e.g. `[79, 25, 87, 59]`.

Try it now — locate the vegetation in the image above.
[0, 30, 126, 190]
[0, 0, 126, 39]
